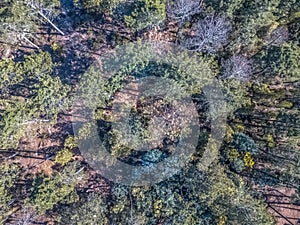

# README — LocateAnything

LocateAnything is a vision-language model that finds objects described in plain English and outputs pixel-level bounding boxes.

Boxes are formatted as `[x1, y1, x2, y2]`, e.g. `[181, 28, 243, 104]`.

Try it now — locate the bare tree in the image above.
[0, 1, 39, 48]
[167, 0, 202, 24]
[0, 0, 63, 48]
[8, 207, 36, 225]
[182, 15, 231, 54]
[0, 24, 40, 49]
[27, 0, 65, 35]
[220, 55, 253, 81]
[266, 26, 289, 46]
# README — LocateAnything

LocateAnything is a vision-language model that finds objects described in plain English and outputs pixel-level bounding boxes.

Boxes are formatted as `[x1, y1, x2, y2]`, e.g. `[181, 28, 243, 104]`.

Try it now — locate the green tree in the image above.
[57, 193, 109, 225]
[257, 41, 300, 82]
[55, 136, 77, 165]
[0, 163, 21, 223]
[124, 0, 166, 31]
[30, 162, 84, 214]
[0, 51, 70, 150]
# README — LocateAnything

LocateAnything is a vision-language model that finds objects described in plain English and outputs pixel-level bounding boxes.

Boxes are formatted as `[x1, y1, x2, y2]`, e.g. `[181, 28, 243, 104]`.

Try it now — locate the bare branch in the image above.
[22, 36, 39, 49]
[267, 26, 289, 46]
[220, 55, 253, 81]
[182, 15, 231, 54]
[27, 1, 64, 35]
[167, 0, 201, 24]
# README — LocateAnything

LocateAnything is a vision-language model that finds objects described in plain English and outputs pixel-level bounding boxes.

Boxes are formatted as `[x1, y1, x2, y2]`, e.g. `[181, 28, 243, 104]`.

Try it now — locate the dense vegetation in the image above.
[0, 0, 299, 224]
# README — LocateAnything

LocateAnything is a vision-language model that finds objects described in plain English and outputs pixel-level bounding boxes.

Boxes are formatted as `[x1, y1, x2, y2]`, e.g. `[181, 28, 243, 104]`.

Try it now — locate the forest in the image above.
[0, 0, 299, 224]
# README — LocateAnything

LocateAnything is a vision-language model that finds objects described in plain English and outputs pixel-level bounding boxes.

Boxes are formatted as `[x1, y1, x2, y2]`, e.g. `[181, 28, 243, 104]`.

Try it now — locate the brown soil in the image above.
[263, 186, 300, 225]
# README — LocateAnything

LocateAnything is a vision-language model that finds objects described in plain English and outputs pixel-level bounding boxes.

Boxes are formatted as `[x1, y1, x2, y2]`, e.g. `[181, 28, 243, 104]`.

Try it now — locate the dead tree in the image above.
[27, 0, 65, 35]
[167, 0, 202, 24]
[267, 26, 289, 46]
[182, 14, 231, 54]
[220, 55, 253, 81]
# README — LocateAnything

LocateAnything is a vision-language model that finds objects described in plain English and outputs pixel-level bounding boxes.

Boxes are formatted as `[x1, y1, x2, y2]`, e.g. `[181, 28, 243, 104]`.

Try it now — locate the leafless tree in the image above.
[27, 0, 65, 35]
[0, 0, 64, 49]
[266, 26, 289, 46]
[0, 23, 39, 49]
[182, 15, 231, 54]
[220, 55, 253, 81]
[167, 0, 202, 24]
[9, 207, 36, 225]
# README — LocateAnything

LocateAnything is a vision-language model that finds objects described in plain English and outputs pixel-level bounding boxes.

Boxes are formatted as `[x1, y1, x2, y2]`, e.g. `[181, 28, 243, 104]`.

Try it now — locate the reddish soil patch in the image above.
[258, 186, 300, 225]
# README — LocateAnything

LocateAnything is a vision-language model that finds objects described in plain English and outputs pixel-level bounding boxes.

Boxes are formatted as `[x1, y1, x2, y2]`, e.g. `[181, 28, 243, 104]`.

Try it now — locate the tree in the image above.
[0, 0, 63, 48]
[30, 162, 84, 214]
[0, 51, 70, 150]
[166, 0, 201, 25]
[182, 15, 231, 54]
[0, 0, 38, 48]
[74, 0, 102, 13]
[106, 164, 275, 225]
[26, 0, 64, 35]
[124, 0, 166, 31]
[0, 163, 21, 223]
[220, 55, 253, 81]
[257, 41, 300, 82]
[55, 136, 77, 165]
[57, 193, 109, 225]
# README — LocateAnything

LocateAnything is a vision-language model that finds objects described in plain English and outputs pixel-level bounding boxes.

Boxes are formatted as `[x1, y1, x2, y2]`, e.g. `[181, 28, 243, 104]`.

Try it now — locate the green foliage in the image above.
[202, 165, 275, 225]
[207, 0, 298, 52]
[57, 193, 109, 225]
[107, 165, 275, 225]
[1, 0, 299, 224]
[76, 41, 217, 163]
[30, 162, 83, 214]
[0, 0, 37, 44]
[74, 0, 124, 13]
[0, 0, 61, 45]
[233, 133, 258, 154]
[258, 41, 300, 81]
[55, 136, 77, 165]
[0, 51, 70, 149]
[232, 158, 245, 173]
[220, 79, 249, 115]
[0, 163, 20, 220]
[55, 148, 73, 166]
[124, 0, 166, 31]
[74, 0, 102, 13]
